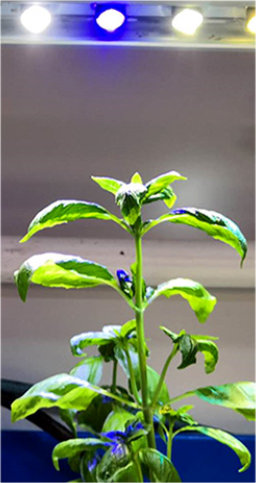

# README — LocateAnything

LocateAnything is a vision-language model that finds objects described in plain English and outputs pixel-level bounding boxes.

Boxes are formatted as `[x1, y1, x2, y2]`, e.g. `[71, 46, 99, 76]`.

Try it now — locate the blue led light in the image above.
[95, 6, 126, 32]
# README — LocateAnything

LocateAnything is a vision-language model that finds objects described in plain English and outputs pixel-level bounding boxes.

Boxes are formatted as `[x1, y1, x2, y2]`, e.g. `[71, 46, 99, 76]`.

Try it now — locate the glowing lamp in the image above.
[172, 8, 203, 36]
[20, 5, 52, 34]
[246, 8, 256, 34]
[95, 6, 126, 32]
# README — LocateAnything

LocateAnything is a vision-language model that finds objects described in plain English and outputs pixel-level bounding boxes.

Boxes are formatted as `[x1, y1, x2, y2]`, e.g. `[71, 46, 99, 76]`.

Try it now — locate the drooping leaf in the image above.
[14, 253, 117, 302]
[177, 334, 198, 370]
[11, 373, 138, 422]
[175, 426, 251, 473]
[52, 437, 109, 471]
[145, 171, 187, 197]
[115, 183, 147, 225]
[148, 278, 216, 323]
[142, 208, 247, 264]
[161, 327, 219, 373]
[139, 448, 181, 482]
[120, 319, 136, 338]
[96, 445, 130, 482]
[70, 356, 103, 385]
[11, 374, 98, 422]
[142, 187, 177, 209]
[102, 407, 135, 433]
[20, 200, 126, 242]
[91, 176, 124, 195]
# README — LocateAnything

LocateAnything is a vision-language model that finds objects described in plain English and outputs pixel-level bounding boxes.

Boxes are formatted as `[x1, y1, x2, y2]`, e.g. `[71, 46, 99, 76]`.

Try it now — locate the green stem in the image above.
[132, 452, 144, 482]
[111, 359, 117, 394]
[134, 234, 156, 450]
[167, 418, 174, 460]
[124, 346, 141, 404]
[151, 344, 179, 409]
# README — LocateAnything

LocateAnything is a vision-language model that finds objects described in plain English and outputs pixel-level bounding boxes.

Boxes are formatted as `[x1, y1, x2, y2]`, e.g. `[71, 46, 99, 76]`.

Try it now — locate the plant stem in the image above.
[124, 346, 141, 404]
[132, 451, 144, 482]
[151, 344, 179, 409]
[167, 419, 174, 460]
[134, 234, 156, 450]
[111, 359, 117, 394]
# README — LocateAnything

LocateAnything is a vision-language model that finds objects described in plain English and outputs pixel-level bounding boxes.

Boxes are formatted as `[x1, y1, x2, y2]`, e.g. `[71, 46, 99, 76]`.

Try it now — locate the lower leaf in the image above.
[139, 448, 181, 482]
[175, 426, 251, 472]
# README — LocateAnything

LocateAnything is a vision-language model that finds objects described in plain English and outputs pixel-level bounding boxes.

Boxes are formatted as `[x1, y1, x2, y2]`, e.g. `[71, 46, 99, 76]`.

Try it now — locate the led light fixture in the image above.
[95, 6, 126, 32]
[172, 8, 203, 35]
[246, 8, 256, 34]
[20, 5, 52, 34]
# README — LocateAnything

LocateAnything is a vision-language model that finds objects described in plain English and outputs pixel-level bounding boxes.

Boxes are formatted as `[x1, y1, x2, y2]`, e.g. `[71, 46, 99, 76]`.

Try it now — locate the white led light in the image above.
[20, 5, 52, 34]
[96, 9, 125, 32]
[172, 8, 203, 36]
[247, 15, 256, 34]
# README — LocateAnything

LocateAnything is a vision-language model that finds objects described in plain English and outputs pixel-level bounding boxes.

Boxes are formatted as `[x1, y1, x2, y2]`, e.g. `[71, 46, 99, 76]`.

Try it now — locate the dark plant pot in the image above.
[1, 430, 255, 482]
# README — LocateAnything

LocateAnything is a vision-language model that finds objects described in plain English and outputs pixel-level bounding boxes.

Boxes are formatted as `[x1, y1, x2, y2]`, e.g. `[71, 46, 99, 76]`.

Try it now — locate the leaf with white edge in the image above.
[14, 253, 117, 302]
[116, 183, 147, 225]
[70, 331, 114, 357]
[20, 200, 126, 243]
[175, 426, 251, 473]
[130, 172, 143, 184]
[91, 176, 124, 195]
[11, 373, 139, 422]
[11, 374, 98, 422]
[52, 438, 109, 471]
[145, 171, 187, 197]
[148, 278, 217, 323]
[139, 448, 181, 482]
[102, 407, 135, 432]
[142, 208, 247, 264]
[70, 356, 103, 385]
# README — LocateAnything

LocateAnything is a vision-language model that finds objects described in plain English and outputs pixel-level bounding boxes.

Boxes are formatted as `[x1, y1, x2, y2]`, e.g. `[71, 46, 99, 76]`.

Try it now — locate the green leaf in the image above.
[142, 208, 247, 264]
[20, 200, 125, 242]
[11, 373, 139, 422]
[70, 332, 114, 357]
[175, 426, 251, 473]
[52, 437, 108, 470]
[116, 183, 147, 225]
[147, 367, 170, 405]
[96, 445, 130, 482]
[11, 374, 98, 422]
[149, 278, 216, 323]
[177, 334, 198, 370]
[145, 171, 187, 197]
[111, 462, 140, 482]
[194, 382, 256, 411]
[120, 319, 136, 338]
[70, 356, 103, 385]
[192, 335, 219, 374]
[235, 408, 256, 421]
[143, 187, 177, 209]
[14, 253, 117, 302]
[59, 408, 78, 437]
[130, 172, 143, 184]
[161, 327, 219, 373]
[139, 448, 181, 482]
[102, 407, 135, 432]
[77, 394, 113, 433]
[91, 176, 124, 195]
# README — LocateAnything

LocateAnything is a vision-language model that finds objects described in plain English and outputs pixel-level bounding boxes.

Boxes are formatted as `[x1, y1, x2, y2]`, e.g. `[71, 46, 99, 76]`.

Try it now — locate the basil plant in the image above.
[12, 171, 255, 482]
